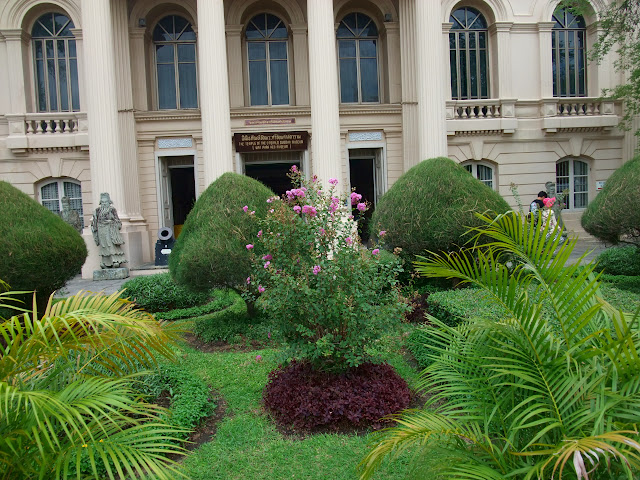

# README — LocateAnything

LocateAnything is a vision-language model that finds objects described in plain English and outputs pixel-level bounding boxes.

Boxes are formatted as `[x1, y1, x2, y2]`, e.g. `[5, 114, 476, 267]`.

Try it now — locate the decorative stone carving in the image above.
[91, 192, 127, 269]
[59, 196, 82, 233]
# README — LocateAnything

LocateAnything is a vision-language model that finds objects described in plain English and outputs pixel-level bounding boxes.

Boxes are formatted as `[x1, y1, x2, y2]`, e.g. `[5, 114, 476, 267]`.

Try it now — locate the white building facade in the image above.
[0, 0, 636, 277]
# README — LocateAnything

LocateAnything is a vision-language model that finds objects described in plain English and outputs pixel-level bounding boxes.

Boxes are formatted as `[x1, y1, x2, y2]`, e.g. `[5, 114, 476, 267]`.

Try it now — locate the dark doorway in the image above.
[349, 156, 376, 242]
[245, 162, 301, 197]
[170, 166, 195, 237]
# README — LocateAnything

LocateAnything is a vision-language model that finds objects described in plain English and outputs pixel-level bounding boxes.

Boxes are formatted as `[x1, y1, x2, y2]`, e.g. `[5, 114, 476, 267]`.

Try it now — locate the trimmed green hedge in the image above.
[170, 173, 274, 292]
[595, 246, 640, 276]
[121, 273, 211, 312]
[427, 288, 508, 326]
[371, 157, 510, 258]
[155, 290, 235, 321]
[581, 154, 640, 245]
[0, 181, 87, 306]
[192, 291, 279, 344]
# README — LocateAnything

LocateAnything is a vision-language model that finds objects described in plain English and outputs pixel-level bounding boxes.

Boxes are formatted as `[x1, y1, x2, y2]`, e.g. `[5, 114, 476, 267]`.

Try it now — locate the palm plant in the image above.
[360, 212, 640, 480]
[0, 283, 189, 480]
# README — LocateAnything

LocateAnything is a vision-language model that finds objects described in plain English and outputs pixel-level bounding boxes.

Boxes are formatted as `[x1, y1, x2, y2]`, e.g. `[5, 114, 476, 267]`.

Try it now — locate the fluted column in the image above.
[307, 0, 342, 186]
[538, 22, 555, 98]
[415, 0, 448, 161]
[82, 0, 125, 208]
[129, 27, 149, 111]
[399, 0, 419, 169]
[197, 0, 233, 184]
[385, 22, 401, 103]
[226, 25, 244, 107]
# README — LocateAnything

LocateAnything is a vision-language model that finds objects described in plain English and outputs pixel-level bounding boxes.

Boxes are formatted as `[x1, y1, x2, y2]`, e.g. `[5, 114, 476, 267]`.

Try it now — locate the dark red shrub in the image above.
[263, 361, 411, 431]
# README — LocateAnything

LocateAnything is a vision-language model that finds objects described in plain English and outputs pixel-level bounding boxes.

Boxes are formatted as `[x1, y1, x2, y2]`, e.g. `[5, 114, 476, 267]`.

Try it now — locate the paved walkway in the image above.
[55, 238, 608, 298]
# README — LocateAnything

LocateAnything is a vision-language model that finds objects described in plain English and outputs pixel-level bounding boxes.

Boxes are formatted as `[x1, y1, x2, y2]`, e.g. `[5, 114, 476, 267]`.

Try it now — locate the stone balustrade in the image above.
[5, 112, 89, 152]
[446, 99, 517, 135]
[541, 98, 618, 132]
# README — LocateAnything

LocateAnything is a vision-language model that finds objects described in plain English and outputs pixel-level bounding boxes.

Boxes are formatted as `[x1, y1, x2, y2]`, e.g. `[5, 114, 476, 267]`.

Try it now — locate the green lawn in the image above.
[170, 342, 420, 480]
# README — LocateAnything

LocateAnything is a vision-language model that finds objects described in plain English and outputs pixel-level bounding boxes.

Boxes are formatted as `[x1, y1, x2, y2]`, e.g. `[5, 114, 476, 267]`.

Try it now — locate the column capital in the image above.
[537, 21, 556, 32]
[69, 28, 83, 40]
[384, 21, 399, 34]
[290, 24, 308, 35]
[129, 26, 148, 40]
[490, 22, 514, 34]
[225, 24, 244, 35]
[1, 28, 30, 43]
[442, 22, 453, 33]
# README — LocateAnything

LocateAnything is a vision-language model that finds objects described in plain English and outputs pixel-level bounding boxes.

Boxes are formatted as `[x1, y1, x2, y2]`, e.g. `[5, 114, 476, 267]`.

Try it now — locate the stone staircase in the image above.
[560, 211, 598, 241]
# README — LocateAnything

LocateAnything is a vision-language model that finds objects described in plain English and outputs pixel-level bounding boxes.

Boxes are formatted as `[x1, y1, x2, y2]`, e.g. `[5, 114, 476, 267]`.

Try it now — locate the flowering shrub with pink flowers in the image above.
[243, 168, 406, 372]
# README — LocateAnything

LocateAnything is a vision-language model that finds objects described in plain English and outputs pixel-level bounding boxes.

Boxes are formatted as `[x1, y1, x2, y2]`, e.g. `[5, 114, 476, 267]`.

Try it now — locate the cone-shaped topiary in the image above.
[0, 181, 87, 302]
[581, 154, 640, 246]
[371, 157, 510, 257]
[169, 172, 275, 292]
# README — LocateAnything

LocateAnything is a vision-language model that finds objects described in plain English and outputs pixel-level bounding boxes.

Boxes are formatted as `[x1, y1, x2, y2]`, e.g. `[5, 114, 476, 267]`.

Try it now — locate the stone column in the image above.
[399, 0, 419, 169]
[538, 22, 556, 98]
[2, 30, 29, 113]
[226, 24, 244, 107]
[385, 22, 401, 104]
[307, 0, 342, 187]
[81, 0, 128, 277]
[82, 0, 125, 205]
[197, 0, 234, 185]
[415, 0, 448, 161]
[129, 27, 149, 111]
[291, 24, 310, 105]
[492, 22, 513, 98]
[69, 28, 88, 113]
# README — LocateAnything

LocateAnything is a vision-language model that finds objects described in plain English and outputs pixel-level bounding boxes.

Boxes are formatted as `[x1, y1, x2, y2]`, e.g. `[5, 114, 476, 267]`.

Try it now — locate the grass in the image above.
[162, 334, 420, 480]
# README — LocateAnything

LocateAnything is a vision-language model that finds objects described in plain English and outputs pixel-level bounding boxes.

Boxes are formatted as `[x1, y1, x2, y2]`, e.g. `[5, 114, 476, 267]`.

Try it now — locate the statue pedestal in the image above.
[93, 267, 130, 281]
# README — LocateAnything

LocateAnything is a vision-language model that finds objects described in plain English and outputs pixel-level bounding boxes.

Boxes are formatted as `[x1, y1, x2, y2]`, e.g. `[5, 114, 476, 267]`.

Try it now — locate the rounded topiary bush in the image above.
[371, 157, 510, 258]
[169, 173, 274, 292]
[581, 154, 640, 246]
[121, 273, 212, 312]
[595, 246, 640, 276]
[0, 181, 87, 303]
[263, 361, 411, 431]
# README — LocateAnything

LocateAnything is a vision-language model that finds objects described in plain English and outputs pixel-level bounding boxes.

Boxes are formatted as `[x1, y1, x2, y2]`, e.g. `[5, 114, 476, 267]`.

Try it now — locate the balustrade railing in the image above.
[5, 112, 88, 151]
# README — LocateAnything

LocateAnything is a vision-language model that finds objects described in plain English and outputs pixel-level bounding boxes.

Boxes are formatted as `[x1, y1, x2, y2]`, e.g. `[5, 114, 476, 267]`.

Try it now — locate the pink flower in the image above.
[262, 254, 272, 261]
[350, 192, 362, 205]
[372, 248, 380, 255]
[250, 211, 255, 216]
[264, 261, 271, 269]
[286, 190, 294, 201]
[329, 178, 338, 185]
[379, 230, 386, 237]
[319, 228, 325, 235]
[302, 205, 317, 217]
[257, 230, 263, 237]
[293, 205, 301, 213]
[246, 244, 254, 250]
[267, 198, 273, 203]
[291, 165, 298, 173]
[246, 277, 251, 285]
[268, 331, 272, 339]
[269, 209, 274, 213]
[258, 285, 265, 293]
[243, 205, 249, 212]
[313, 265, 321, 275]
[357, 202, 366, 212]
[256, 355, 262, 361]
[345, 237, 353, 245]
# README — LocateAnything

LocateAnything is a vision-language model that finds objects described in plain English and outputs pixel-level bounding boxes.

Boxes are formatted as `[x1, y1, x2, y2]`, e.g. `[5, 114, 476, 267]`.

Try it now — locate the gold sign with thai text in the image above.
[234, 131, 309, 152]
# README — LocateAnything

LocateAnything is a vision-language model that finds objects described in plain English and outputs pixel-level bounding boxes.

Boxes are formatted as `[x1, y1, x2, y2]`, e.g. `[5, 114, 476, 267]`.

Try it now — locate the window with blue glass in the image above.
[449, 7, 489, 100]
[337, 13, 379, 103]
[153, 15, 198, 110]
[32, 13, 80, 112]
[552, 7, 587, 97]
[246, 14, 290, 106]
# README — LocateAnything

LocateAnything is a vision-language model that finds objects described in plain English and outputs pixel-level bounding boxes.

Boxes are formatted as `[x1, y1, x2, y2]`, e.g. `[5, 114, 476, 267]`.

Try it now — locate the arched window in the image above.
[153, 15, 198, 109]
[337, 13, 379, 103]
[556, 158, 588, 209]
[552, 7, 587, 97]
[462, 161, 494, 189]
[39, 179, 84, 226]
[449, 7, 489, 100]
[32, 13, 80, 112]
[246, 14, 290, 106]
